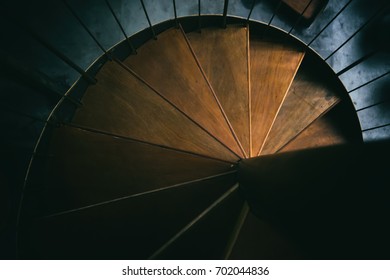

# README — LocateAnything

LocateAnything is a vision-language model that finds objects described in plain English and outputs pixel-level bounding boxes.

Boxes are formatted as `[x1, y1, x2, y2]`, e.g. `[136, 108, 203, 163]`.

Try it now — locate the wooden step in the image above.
[260, 57, 340, 155]
[123, 28, 244, 158]
[186, 26, 250, 157]
[72, 61, 238, 163]
[229, 211, 302, 259]
[151, 186, 245, 259]
[250, 40, 304, 156]
[20, 173, 236, 259]
[279, 103, 353, 153]
[23, 126, 236, 218]
[282, 0, 328, 21]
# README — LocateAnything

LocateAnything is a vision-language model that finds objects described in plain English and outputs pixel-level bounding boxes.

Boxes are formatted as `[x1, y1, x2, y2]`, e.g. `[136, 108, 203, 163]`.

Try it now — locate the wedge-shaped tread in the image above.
[250, 40, 304, 156]
[260, 60, 340, 155]
[123, 28, 243, 158]
[20, 173, 236, 259]
[152, 187, 245, 259]
[73, 62, 238, 161]
[280, 105, 350, 153]
[187, 26, 250, 157]
[23, 126, 235, 218]
[72, 61, 238, 162]
[229, 212, 302, 259]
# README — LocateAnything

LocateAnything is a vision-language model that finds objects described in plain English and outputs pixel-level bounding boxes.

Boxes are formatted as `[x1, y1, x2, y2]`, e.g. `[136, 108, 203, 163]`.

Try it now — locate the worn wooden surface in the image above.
[260, 63, 340, 155]
[123, 28, 243, 158]
[187, 26, 250, 157]
[250, 40, 304, 156]
[20, 173, 236, 259]
[72, 61, 238, 162]
[24, 126, 236, 218]
[282, 0, 327, 20]
[280, 106, 350, 153]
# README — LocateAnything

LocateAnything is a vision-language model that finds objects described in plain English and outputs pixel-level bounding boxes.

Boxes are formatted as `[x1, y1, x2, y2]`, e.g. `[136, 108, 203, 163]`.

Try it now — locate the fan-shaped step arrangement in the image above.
[19, 170, 238, 259]
[72, 60, 238, 163]
[260, 55, 341, 155]
[19, 23, 361, 259]
[187, 25, 250, 157]
[122, 28, 244, 158]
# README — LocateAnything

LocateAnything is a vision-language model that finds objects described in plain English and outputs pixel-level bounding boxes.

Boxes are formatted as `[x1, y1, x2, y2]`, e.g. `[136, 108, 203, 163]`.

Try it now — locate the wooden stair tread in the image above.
[153, 187, 245, 259]
[123, 28, 243, 158]
[250, 40, 304, 156]
[282, 0, 327, 20]
[280, 106, 350, 153]
[24, 126, 235, 218]
[260, 61, 340, 155]
[187, 26, 250, 157]
[229, 211, 302, 259]
[72, 61, 238, 162]
[20, 173, 236, 259]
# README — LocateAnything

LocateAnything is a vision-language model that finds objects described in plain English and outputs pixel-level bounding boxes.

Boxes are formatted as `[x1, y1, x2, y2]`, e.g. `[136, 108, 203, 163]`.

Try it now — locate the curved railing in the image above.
[0, 0, 389, 258]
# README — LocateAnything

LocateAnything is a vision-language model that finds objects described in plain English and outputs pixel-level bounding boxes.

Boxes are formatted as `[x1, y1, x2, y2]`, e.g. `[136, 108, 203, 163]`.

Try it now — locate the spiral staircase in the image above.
[1, 0, 390, 259]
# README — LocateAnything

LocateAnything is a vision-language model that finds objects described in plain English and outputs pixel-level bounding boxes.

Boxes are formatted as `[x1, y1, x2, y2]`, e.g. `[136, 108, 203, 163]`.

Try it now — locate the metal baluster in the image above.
[62, 0, 111, 59]
[362, 123, 390, 132]
[104, 0, 136, 54]
[198, 0, 202, 32]
[1, 105, 59, 126]
[356, 99, 390, 112]
[336, 49, 379, 76]
[348, 70, 390, 93]
[173, 0, 178, 28]
[307, 0, 353, 47]
[0, 50, 83, 107]
[288, 0, 315, 34]
[325, 3, 389, 61]
[261, 0, 283, 37]
[223, 0, 229, 28]
[267, 0, 283, 27]
[245, 0, 257, 26]
[140, 0, 157, 39]
[2, 12, 97, 84]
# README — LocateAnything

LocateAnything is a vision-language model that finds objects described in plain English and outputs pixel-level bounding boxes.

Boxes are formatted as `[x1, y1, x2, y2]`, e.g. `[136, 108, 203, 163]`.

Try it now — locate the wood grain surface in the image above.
[72, 61, 238, 162]
[250, 40, 304, 156]
[187, 26, 250, 157]
[260, 63, 340, 155]
[123, 28, 243, 158]
[282, 0, 326, 20]
[280, 106, 350, 153]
